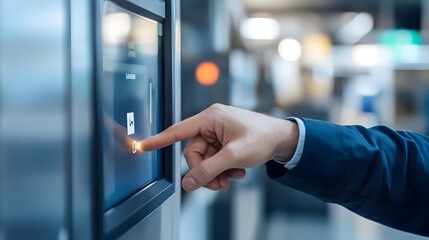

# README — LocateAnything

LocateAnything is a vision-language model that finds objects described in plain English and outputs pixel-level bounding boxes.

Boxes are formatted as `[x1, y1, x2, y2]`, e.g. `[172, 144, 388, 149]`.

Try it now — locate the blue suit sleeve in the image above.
[266, 118, 429, 237]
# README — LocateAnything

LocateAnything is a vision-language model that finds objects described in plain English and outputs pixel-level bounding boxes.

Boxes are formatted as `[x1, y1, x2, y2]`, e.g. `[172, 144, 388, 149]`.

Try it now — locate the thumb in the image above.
[182, 147, 235, 192]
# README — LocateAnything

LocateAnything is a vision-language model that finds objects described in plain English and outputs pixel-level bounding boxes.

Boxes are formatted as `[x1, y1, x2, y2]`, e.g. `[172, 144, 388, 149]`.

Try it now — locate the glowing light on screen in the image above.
[195, 62, 220, 86]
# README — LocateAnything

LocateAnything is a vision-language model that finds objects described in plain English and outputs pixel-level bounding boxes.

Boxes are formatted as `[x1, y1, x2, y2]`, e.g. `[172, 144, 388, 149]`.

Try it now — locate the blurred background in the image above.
[1, 0, 429, 239]
[179, 0, 429, 240]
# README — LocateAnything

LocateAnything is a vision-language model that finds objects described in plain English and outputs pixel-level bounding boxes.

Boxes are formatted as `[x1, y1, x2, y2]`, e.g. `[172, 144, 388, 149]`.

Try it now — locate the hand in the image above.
[137, 104, 298, 192]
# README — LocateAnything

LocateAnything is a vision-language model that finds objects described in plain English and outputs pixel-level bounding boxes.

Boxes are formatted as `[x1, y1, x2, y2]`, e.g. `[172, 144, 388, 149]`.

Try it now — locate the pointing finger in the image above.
[137, 114, 203, 151]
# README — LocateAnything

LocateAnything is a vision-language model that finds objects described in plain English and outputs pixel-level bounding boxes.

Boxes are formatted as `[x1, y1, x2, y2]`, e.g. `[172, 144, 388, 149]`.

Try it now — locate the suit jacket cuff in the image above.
[266, 118, 346, 198]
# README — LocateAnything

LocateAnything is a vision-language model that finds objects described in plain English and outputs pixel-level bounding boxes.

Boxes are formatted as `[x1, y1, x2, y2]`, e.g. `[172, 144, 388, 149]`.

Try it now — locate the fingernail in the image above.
[183, 177, 197, 191]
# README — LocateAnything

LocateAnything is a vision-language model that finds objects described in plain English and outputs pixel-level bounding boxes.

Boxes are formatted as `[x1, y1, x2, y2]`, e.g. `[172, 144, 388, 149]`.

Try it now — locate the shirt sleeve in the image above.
[273, 117, 306, 170]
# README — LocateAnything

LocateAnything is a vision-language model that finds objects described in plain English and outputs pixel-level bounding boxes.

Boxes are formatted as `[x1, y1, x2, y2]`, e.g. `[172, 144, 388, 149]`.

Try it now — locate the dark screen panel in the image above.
[102, 1, 162, 210]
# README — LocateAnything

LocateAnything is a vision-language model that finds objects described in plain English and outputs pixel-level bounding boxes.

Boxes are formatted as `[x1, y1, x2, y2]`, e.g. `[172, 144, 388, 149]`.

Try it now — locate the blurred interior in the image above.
[179, 0, 429, 239]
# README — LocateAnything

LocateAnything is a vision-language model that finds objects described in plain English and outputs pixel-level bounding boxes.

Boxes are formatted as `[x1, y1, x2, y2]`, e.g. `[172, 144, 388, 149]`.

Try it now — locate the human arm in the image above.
[267, 118, 429, 236]
[137, 104, 429, 236]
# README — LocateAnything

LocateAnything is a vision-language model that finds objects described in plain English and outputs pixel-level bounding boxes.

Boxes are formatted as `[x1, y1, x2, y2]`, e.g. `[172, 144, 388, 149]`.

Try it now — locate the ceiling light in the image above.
[240, 18, 280, 40]
[352, 45, 380, 67]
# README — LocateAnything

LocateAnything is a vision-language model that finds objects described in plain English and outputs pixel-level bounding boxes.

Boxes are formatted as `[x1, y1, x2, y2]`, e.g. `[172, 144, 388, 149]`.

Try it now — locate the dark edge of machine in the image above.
[93, 0, 175, 239]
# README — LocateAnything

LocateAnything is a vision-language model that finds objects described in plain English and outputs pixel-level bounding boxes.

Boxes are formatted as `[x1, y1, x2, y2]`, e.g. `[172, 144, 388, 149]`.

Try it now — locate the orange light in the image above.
[195, 62, 219, 86]
[132, 141, 138, 154]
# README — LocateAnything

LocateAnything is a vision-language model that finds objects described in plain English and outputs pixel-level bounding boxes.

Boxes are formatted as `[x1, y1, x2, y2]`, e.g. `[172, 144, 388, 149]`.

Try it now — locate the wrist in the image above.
[272, 119, 299, 163]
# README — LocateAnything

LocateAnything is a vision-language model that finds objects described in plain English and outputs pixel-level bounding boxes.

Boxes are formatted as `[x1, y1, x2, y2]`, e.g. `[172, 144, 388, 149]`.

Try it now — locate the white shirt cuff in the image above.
[274, 117, 306, 170]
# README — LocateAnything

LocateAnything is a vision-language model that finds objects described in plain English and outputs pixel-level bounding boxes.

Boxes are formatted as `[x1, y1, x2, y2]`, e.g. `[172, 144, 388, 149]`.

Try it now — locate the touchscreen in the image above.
[102, 1, 163, 210]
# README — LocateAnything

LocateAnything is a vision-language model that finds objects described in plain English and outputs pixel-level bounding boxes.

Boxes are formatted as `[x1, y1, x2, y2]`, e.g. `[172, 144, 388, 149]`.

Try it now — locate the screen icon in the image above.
[127, 112, 135, 135]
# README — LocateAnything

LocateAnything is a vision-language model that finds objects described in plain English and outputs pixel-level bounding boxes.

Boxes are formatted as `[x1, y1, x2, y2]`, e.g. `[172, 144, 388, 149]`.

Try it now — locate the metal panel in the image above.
[172, 0, 182, 238]
[0, 0, 179, 239]
[118, 198, 171, 240]
[121, 0, 165, 18]
[70, 0, 95, 239]
[0, 0, 69, 239]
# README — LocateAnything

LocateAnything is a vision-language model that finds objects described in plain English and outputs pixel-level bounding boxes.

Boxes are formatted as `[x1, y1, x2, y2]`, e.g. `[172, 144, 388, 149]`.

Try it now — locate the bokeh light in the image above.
[195, 62, 220, 86]
[278, 39, 302, 61]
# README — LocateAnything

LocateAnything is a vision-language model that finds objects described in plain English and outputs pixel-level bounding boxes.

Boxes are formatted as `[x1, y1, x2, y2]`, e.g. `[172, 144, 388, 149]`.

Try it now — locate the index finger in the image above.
[137, 114, 202, 151]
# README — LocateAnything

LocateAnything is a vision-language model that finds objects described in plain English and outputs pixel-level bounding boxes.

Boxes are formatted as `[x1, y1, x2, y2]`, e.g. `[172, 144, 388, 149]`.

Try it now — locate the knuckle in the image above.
[223, 145, 247, 168]
[223, 145, 240, 161]
[168, 122, 179, 131]
[200, 103, 228, 126]
[207, 178, 221, 190]
[205, 182, 217, 190]
[166, 124, 181, 142]
[199, 162, 214, 178]
[183, 147, 193, 158]
[209, 103, 224, 109]
[207, 103, 225, 114]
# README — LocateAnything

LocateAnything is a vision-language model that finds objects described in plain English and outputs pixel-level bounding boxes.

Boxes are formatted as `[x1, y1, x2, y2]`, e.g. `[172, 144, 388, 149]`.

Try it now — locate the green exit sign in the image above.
[380, 30, 422, 46]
